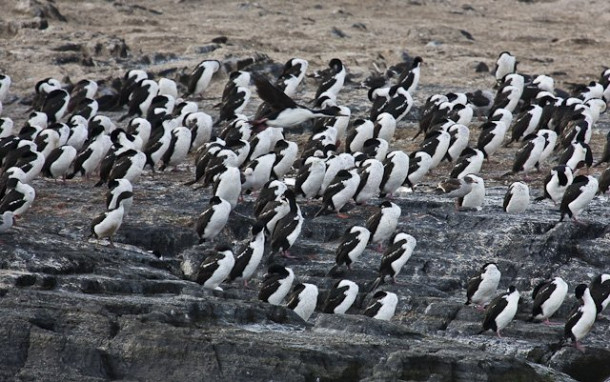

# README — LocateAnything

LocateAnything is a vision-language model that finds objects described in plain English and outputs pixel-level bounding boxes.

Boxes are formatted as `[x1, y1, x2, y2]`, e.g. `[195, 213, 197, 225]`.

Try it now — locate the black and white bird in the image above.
[437, 176, 476, 200]
[477, 116, 510, 160]
[212, 166, 242, 210]
[107, 149, 146, 186]
[314, 58, 346, 105]
[252, 75, 345, 131]
[258, 265, 295, 305]
[373, 112, 396, 143]
[319, 153, 355, 195]
[346, 119, 375, 153]
[117, 69, 148, 108]
[159, 126, 192, 171]
[378, 85, 413, 122]
[379, 150, 409, 197]
[557, 142, 592, 171]
[0, 178, 35, 217]
[444, 123, 470, 162]
[322, 279, 359, 314]
[286, 283, 319, 321]
[0, 74, 11, 103]
[397, 56, 423, 93]
[195, 196, 231, 243]
[421, 130, 450, 169]
[90, 198, 127, 247]
[493, 52, 517, 85]
[366, 201, 401, 251]
[538, 165, 573, 204]
[589, 274, 610, 316]
[315, 169, 360, 218]
[257, 189, 293, 236]
[450, 147, 484, 179]
[242, 153, 277, 194]
[184, 111, 213, 151]
[68, 79, 98, 113]
[364, 290, 398, 321]
[253, 180, 287, 217]
[564, 284, 597, 351]
[0, 118, 15, 138]
[120, 79, 159, 122]
[228, 223, 266, 287]
[353, 158, 384, 205]
[480, 286, 520, 338]
[328, 225, 371, 275]
[508, 133, 545, 178]
[186, 60, 221, 98]
[41, 88, 70, 123]
[559, 175, 598, 223]
[536, 129, 558, 165]
[503, 181, 530, 214]
[466, 263, 501, 309]
[106, 178, 133, 214]
[68, 133, 112, 179]
[276, 58, 309, 98]
[530, 276, 568, 324]
[216, 85, 251, 125]
[405, 151, 433, 188]
[272, 139, 298, 180]
[457, 174, 485, 210]
[195, 245, 235, 291]
[269, 195, 303, 259]
[369, 232, 417, 291]
[41, 145, 77, 180]
[506, 105, 543, 145]
[295, 156, 326, 200]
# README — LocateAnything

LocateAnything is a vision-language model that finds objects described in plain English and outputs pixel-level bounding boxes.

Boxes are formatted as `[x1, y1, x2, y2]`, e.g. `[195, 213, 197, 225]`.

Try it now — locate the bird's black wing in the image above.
[253, 75, 297, 112]
[258, 273, 283, 302]
[323, 284, 350, 313]
[482, 294, 508, 331]
[286, 283, 306, 309]
[466, 274, 483, 303]
[196, 252, 222, 284]
[335, 229, 362, 265]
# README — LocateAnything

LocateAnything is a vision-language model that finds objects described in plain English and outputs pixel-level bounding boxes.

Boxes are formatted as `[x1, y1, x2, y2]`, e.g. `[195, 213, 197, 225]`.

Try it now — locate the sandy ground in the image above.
[1, 0, 610, 187]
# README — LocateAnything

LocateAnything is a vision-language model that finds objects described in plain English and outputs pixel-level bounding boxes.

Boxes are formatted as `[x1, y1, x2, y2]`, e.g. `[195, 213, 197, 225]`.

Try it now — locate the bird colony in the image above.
[1, 51, 609, 352]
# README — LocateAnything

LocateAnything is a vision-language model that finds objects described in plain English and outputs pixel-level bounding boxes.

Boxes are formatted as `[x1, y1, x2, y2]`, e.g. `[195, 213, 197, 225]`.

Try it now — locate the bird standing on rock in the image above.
[503, 181, 530, 214]
[196, 245, 235, 291]
[564, 284, 596, 352]
[479, 286, 520, 338]
[195, 196, 231, 243]
[364, 290, 398, 321]
[286, 282, 318, 321]
[322, 279, 359, 314]
[368, 232, 417, 292]
[466, 263, 501, 310]
[328, 225, 371, 275]
[530, 277, 568, 324]
[366, 201, 401, 252]
[90, 198, 127, 247]
[559, 175, 598, 223]
[258, 264, 295, 305]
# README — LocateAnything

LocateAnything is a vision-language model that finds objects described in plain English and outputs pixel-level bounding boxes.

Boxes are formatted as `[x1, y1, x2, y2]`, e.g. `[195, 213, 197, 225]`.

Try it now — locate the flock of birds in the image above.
[0, 50, 609, 351]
